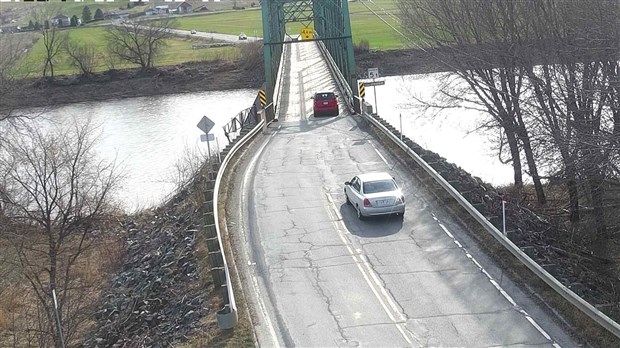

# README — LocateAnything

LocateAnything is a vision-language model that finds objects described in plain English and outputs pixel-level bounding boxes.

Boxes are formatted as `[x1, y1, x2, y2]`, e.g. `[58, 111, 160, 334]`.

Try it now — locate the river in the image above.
[33, 90, 257, 212]
[26, 74, 514, 212]
[365, 73, 515, 186]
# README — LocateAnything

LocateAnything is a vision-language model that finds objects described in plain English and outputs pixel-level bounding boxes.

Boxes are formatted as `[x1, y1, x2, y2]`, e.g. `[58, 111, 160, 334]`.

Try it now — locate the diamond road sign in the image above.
[197, 116, 215, 134]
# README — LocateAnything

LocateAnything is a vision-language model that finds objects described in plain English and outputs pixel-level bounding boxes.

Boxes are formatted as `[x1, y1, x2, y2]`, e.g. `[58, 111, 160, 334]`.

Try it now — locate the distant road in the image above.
[168, 28, 262, 43]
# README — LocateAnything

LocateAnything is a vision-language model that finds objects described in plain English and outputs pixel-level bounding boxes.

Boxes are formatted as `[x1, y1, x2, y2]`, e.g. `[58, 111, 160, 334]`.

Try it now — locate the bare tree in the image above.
[396, 0, 548, 204]
[0, 121, 121, 347]
[30, 6, 68, 79]
[41, 26, 67, 78]
[397, 0, 620, 249]
[521, 0, 620, 237]
[64, 38, 97, 76]
[105, 18, 176, 69]
[0, 34, 37, 122]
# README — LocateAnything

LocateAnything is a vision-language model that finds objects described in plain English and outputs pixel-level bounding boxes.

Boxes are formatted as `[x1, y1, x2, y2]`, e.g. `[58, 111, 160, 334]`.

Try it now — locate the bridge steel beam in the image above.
[262, 0, 360, 114]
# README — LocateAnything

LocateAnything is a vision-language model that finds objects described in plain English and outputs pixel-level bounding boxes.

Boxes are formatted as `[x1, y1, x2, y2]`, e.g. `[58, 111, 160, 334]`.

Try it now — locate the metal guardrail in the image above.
[361, 111, 620, 339]
[213, 117, 265, 328]
[271, 37, 288, 120]
[222, 97, 261, 143]
[316, 40, 356, 114]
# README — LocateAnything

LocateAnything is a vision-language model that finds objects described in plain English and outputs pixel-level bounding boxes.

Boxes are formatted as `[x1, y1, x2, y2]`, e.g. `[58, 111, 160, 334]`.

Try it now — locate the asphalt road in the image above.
[169, 28, 260, 43]
[229, 41, 579, 347]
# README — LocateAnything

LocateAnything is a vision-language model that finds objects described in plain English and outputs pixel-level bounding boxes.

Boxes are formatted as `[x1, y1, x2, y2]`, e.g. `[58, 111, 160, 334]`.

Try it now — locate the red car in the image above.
[313, 92, 339, 117]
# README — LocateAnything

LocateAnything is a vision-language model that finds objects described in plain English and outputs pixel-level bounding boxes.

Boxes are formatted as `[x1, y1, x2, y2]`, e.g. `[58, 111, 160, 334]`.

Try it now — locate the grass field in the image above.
[15, 0, 406, 76]
[21, 26, 240, 76]
[174, 0, 405, 50]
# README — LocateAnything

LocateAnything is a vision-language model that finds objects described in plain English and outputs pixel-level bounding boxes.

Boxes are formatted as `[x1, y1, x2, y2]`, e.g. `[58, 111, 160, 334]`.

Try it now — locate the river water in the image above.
[26, 74, 514, 212]
[365, 74, 515, 186]
[33, 90, 256, 211]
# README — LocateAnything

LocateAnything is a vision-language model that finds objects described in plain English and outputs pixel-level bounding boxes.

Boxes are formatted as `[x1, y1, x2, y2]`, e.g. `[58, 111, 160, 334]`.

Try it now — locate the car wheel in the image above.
[356, 205, 365, 220]
[345, 190, 351, 205]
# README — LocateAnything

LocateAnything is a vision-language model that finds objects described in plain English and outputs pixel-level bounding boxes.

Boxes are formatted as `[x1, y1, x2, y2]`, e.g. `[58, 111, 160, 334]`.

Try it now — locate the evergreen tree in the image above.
[28, 20, 34, 29]
[94, 8, 104, 21]
[70, 15, 78, 27]
[34, 21, 41, 30]
[82, 5, 92, 22]
[44, 20, 50, 29]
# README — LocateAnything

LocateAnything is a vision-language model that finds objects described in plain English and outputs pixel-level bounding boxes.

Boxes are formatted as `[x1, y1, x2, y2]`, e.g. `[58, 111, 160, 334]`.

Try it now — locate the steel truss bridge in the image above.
[261, 0, 360, 119]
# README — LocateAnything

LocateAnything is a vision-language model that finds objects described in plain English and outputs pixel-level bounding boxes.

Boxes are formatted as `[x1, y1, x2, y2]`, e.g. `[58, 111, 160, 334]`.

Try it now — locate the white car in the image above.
[190, 29, 196, 34]
[238, 32, 247, 40]
[344, 172, 405, 220]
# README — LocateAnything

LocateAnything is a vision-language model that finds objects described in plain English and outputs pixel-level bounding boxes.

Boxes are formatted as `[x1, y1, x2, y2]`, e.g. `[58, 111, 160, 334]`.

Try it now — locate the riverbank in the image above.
[0, 48, 429, 111]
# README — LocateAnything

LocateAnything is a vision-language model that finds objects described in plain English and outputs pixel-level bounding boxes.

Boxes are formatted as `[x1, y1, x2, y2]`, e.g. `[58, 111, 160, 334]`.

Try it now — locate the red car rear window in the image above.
[315, 93, 336, 100]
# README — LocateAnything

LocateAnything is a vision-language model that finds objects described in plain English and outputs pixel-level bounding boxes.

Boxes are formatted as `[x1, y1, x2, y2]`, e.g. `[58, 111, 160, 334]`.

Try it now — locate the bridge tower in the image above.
[261, 0, 360, 119]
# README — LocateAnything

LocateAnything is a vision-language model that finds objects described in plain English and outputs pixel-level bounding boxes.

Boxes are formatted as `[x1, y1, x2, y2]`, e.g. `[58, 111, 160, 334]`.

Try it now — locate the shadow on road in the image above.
[339, 203, 404, 238]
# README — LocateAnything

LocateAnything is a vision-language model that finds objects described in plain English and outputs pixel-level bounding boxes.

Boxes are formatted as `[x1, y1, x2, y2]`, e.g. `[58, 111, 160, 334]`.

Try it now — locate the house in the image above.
[155, 5, 169, 14]
[176, 1, 193, 14]
[50, 14, 70, 27]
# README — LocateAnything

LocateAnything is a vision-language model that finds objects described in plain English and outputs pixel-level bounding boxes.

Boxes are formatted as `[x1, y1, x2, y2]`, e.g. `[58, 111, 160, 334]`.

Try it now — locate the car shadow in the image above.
[339, 203, 404, 238]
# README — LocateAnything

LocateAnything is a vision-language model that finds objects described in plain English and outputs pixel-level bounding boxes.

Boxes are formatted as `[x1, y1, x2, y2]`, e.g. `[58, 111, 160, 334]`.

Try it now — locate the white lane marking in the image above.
[324, 190, 418, 346]
[431, 214, 561, 348]
[370, 142, 389, 166]
[242, 128, 282, 348]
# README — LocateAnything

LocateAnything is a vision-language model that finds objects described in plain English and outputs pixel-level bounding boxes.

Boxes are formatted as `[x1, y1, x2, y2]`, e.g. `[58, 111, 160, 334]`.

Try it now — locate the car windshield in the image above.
[363, 179, 397, 194]
[315, 93, 335, 100]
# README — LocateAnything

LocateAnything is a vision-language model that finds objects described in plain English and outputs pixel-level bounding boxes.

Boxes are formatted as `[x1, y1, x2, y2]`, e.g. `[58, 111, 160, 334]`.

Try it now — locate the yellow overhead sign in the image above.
[300, 27, 313, 40]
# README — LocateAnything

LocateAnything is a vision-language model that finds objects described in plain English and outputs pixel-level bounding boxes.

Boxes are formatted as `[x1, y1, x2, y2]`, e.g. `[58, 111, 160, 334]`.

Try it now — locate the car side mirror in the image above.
[344, 181, 350, 186]
[310, 96, 314, 99]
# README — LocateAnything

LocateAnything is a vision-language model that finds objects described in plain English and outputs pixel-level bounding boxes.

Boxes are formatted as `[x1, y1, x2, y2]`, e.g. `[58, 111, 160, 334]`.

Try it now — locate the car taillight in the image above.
[363, 198, 372, 207]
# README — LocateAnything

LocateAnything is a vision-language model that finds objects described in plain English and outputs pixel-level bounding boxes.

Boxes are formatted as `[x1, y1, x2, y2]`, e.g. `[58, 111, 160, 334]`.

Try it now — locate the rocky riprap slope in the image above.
[85, 204, 208, 347]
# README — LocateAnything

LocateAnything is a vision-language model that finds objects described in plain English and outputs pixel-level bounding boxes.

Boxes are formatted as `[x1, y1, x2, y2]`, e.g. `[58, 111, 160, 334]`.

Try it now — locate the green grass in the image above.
[17, 0, 408, 76]
[1, 0, 142, 27]
[175, 9, 263, 37]
[23, 26, 240, 76]
[173, 0, 406, 50]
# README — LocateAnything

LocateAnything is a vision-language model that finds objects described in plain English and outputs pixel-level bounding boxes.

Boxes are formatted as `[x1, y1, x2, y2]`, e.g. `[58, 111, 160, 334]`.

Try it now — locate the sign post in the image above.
[197, 115, 216, 162]
[368, 68, 380, 115]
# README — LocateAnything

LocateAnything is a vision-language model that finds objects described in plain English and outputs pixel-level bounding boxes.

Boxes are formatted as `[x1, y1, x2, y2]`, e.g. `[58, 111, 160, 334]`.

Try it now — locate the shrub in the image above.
[354, 39, 370, 54]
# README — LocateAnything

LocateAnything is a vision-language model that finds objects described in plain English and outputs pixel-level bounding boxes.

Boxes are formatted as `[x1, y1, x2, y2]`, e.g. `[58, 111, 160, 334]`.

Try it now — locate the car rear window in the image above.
[315, 93, 335, 100]
[363, 180, 397, 194]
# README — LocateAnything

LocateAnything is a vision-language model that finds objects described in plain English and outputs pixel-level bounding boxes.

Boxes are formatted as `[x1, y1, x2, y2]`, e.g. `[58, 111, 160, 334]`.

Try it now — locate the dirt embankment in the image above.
[1, 49, 430, 111]
[1, 60, 265, 111]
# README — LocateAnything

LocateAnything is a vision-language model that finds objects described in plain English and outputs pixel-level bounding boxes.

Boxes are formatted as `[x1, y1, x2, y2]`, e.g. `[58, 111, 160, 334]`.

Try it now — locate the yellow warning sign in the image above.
[359, 82, 365, 99]
[300, 27, 313, 40]
[258, 89, 267, 107]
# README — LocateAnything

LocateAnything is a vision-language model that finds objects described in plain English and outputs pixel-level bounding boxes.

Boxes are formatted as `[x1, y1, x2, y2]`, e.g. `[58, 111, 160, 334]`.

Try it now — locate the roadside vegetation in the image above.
[4, 0, 620, 346]
[6, 0, 403, 78]
[396, 0, 620, 344]
[19, 26, 240, 77]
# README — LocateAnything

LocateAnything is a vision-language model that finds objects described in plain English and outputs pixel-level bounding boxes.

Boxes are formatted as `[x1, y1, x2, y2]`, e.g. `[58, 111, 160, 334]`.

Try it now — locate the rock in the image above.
[84, 205, 208, 347]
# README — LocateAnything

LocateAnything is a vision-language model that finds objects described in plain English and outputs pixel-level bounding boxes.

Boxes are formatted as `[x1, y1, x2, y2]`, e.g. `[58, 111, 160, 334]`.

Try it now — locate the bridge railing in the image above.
[222, 96, 261, 143]
[359, 107, 620, 339]
[316, 40, 356, 114]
